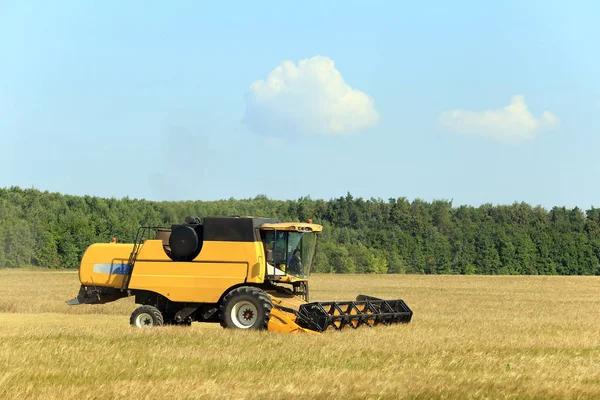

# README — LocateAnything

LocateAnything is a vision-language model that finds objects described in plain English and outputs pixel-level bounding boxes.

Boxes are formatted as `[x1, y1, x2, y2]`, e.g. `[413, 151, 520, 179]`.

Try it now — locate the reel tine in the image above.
[295, 296, 413, 332]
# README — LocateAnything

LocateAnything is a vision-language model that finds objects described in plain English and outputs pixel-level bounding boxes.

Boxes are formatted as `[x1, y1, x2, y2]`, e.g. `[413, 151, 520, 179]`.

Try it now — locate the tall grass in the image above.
[1, 270, 600, 399]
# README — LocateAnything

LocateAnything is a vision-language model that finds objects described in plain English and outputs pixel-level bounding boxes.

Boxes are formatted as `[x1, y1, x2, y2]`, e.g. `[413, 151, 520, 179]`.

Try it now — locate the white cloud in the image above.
[242, 55, 379, 137]
[439, 95, 559, 144]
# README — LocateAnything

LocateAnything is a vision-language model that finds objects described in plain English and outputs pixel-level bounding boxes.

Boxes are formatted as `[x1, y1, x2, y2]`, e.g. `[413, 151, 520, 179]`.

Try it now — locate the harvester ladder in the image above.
[121, 226, 164, 291]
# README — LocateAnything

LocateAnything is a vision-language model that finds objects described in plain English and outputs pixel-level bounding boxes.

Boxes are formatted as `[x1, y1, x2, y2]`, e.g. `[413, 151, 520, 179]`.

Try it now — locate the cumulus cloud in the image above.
[243, 55, 379, 137]
[439, 95, 559, 144]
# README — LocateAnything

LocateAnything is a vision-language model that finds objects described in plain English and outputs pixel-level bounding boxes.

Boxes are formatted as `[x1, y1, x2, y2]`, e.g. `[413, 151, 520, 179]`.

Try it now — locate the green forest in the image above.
[1, 186, 600, 275]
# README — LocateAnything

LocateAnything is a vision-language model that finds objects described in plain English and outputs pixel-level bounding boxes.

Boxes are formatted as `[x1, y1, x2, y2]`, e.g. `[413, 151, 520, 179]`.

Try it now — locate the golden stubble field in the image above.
[1, 269, 600, 399]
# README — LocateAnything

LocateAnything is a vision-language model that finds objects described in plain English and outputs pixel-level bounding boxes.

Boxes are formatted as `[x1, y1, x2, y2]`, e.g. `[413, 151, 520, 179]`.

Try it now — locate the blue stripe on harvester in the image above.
[93, 263, 128, 275]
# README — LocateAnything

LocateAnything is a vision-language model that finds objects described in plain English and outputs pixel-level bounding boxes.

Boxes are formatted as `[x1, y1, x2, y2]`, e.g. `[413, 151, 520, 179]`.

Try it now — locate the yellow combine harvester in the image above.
[67, 216, 412, 333]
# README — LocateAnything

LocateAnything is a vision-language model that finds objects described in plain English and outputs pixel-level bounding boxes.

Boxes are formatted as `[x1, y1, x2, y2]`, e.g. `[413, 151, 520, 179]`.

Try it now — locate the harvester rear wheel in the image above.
[130, 305, 164, 328]
[219, 286, 272, 330]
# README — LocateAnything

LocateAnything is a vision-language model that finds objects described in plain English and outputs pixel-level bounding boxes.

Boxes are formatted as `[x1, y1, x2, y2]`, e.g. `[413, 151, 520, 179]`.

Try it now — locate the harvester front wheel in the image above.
[219, 286, 272, 330]
[130, 305, 164, 328]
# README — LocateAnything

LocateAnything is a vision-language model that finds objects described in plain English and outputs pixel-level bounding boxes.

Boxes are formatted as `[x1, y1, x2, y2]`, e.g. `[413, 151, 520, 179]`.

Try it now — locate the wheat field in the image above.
[1, 268, 600, 399]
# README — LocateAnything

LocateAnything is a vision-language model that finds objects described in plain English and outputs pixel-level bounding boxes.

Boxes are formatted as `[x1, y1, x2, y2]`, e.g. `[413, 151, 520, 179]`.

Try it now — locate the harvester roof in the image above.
[260, 222, 322, 232]
[199, 216, 322, 233]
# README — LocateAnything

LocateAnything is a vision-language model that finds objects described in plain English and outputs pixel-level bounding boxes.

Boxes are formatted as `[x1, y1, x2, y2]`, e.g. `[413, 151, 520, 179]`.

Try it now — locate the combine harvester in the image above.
[67, 216, 412, 333]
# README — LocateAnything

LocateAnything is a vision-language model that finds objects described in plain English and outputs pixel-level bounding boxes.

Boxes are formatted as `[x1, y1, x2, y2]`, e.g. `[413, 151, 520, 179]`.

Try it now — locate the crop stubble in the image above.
[1, 269, 599, 399]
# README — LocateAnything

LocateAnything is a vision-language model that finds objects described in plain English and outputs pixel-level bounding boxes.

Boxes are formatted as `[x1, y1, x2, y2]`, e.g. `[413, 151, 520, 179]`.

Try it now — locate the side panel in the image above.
[77, 238, 266, 303]
[79, 243, 134, 288]
[128, 260, 248, 303]
[129, 239, 262, 303]
[245, 240, 266, 284]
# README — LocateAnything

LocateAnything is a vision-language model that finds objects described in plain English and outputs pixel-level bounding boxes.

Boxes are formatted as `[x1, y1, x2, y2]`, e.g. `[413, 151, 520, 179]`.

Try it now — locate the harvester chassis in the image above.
[69, 281, 413, 332]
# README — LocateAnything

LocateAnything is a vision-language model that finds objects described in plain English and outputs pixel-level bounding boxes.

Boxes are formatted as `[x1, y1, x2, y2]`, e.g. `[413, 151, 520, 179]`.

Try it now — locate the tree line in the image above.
[1, 186, 600, 275]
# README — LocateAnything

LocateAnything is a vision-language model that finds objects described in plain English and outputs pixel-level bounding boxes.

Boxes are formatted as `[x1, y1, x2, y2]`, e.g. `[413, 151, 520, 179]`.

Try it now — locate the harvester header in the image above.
[67, 215, 412, 333]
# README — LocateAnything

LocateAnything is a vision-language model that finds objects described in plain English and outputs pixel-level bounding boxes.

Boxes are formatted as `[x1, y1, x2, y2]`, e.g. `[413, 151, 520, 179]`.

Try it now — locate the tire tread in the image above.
[219, 286, 272, 330]
[130, 305, 164, 327]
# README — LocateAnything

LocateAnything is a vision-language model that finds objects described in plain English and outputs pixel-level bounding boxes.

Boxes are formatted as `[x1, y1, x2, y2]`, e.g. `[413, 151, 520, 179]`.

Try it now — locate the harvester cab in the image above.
[67, 215, 412, 333]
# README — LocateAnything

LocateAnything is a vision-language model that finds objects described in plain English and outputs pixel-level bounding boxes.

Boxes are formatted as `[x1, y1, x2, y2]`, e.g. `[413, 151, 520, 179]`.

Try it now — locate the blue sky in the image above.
[1, 1, 599, 210]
